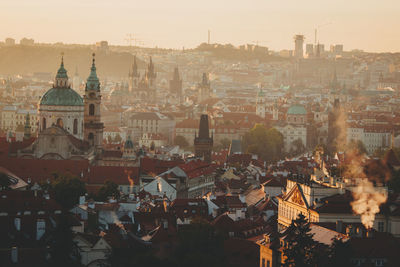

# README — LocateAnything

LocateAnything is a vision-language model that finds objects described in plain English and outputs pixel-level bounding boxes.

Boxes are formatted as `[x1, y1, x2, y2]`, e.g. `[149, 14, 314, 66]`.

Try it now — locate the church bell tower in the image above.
[194, 114, 213, 162]
[84, 53, 104, 155]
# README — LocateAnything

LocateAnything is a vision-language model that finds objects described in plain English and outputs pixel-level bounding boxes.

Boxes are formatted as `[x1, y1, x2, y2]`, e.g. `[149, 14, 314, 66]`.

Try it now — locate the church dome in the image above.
[287, 105, 307, 115]
[40, 55, 83, 107]
[40, 87, 83, 106]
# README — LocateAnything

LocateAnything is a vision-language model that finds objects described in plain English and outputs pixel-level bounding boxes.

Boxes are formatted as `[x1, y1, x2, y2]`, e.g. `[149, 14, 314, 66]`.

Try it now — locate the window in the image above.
[73, 119, 78, 135]
[42, 118, 46, 130]
[267, 260, 270, 267]
[89, 104, 95, 116]
[378, 222, 384, 232]
[262, 259, 265, 267]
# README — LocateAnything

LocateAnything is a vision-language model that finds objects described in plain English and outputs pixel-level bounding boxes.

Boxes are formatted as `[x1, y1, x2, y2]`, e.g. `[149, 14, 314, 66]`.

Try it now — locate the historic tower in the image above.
[146, 56, 157, 87]
[128, 55, 140, 91]
[198, 73, 211, 102]
[84, 54, 104, 155]
[194, 114, 213, 162]
[169, 67, 182, 102]
[256, 88, 266, 118]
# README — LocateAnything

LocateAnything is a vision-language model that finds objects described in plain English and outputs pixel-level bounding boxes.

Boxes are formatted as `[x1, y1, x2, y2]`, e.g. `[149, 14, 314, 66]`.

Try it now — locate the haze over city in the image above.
[2, 1, 400, 267]
[2, 0, 400, 52]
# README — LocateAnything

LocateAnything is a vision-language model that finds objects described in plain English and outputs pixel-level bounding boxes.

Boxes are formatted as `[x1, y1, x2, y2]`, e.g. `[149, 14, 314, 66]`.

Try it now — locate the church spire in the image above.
[83, 53, 104, 155]
[201, 73, 210, 86]
[147, 56, 156, 81]
[132, 56, 139, 77]
[85, 53, 100, 91]
[55, 52, 69, 88]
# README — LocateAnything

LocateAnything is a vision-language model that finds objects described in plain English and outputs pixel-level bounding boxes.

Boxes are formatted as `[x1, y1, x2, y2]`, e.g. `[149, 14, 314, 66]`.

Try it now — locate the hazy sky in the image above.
[1, 0, 399, 52]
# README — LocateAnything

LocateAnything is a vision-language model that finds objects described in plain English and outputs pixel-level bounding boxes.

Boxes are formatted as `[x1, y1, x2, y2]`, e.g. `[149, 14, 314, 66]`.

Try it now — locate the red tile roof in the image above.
[140, 157, 183, 175]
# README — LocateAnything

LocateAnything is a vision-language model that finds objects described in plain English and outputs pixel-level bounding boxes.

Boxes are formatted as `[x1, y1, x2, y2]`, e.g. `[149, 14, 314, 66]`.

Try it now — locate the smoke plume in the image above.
[351, 179, 387, 229]
[328, 102, 389, 230]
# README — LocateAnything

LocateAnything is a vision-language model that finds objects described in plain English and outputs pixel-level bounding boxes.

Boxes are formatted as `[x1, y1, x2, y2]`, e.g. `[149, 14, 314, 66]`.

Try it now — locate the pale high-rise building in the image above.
[294, 35, 305, 59]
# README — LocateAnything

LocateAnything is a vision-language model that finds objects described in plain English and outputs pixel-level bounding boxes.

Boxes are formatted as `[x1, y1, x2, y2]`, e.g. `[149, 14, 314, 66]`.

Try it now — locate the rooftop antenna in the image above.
[208, 30, 210, 44]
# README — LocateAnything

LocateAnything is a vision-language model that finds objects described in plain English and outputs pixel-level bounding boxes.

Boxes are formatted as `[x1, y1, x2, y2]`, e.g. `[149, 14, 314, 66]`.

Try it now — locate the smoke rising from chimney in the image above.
[329, 101, 389, 230]
[351, 179, 387, 229]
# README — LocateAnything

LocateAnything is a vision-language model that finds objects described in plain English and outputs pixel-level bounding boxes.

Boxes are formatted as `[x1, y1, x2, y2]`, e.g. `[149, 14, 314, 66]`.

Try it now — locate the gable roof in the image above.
[282, 183, 309, 209]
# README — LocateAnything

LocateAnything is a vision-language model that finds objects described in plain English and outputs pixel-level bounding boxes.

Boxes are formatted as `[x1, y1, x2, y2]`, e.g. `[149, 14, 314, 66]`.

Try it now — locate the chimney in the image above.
[14, 218, 21, 231]
[336, 220, 343, 233]
[11, 247, 18, 264]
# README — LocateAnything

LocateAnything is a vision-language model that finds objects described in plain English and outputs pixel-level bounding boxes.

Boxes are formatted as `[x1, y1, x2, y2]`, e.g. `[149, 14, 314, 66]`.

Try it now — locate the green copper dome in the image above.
[40, 55, 83, 106]
[40, 87, 83, 106]
[287, 105, 307, 115]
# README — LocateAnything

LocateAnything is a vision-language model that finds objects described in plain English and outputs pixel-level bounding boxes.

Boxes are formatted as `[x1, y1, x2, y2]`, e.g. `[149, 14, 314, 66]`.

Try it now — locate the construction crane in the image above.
[314, 22, 332, 45]
[252, 40, 269, 46]
[125, 34, 144, 47]
[125, 34, 135, 47]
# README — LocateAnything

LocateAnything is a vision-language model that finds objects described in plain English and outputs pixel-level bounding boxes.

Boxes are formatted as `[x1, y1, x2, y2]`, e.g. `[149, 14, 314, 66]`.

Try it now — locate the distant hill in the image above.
[0, 45, 146, 79]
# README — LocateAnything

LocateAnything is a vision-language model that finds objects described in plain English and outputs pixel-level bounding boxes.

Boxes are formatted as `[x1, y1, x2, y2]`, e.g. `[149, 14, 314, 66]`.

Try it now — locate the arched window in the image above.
[42, 118, 46, 130]
[89, 104, 95, 116]
[73, 119, 78, 135]
[57, 118, 63, 128]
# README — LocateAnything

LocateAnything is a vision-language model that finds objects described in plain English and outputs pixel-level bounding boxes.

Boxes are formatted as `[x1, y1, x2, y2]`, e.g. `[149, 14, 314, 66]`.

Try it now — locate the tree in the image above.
[0, 173, 11, 190]
[388, 169, 400, 193]
[174, 135, 189, 148]
[283, 213, 318, 267]
[172, 217, 225, 267]
[108, 244, 164, 267]
[220, 138, 231, 150]
[46, 214, 82, 267]
[51, 173, 86, 210]
[96, 180, 120, 201]
[327, 238, 353, 267]
[242, 124, 284, 162]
